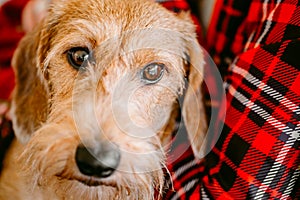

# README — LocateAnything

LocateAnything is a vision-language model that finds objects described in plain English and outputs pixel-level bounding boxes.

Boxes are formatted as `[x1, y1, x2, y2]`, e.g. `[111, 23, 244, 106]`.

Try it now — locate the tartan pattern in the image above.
[0, 0, 26, 99]
[0, 117, 13, 174]
[163, 0, 300, 199]
[0, 101, 14, 174]
[206, 0, 252, 78]
[163, 122, 205, 199]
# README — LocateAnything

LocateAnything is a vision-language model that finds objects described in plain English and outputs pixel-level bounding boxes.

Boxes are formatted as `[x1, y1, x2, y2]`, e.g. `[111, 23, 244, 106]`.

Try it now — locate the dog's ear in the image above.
[179, 13, 207, 160]
[11, 23, 50, 144]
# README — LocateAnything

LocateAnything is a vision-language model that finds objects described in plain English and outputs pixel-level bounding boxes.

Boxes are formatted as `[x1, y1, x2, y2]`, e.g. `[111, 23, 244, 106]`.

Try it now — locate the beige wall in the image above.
[199, 0, 216, 32]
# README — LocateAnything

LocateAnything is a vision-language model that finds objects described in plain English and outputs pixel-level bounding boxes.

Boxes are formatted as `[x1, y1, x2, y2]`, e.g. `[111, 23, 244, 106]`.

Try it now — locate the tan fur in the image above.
[0, 0, 206, 199]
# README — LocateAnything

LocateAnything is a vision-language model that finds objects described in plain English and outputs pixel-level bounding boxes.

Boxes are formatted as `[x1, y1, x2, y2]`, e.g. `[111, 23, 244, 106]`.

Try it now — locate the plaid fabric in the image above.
[0, 0, 27, 100]
[0, 101, 14, 174]
[163, 0, 300, 199]
[0, 0, 26, 175]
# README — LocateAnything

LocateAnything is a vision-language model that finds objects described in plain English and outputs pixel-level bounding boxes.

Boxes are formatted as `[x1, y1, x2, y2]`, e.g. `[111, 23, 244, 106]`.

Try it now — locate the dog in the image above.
[0, 0, 206, 199]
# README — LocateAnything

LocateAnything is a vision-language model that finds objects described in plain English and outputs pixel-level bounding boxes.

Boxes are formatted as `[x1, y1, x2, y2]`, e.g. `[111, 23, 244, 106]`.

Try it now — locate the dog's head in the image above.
[11, 0, 206, 198]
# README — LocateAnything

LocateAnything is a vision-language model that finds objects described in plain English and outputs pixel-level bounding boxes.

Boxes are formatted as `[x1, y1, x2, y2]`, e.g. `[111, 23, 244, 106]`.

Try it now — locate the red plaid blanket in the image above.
[163, 0, 300, 199]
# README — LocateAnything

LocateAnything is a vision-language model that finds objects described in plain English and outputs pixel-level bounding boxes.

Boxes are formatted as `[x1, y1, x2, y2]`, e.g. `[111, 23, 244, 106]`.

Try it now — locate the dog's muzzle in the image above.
[75, 143, 121, 178]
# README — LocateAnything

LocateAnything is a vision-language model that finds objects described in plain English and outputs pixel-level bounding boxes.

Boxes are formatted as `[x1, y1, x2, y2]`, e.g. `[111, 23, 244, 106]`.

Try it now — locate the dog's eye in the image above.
[141, 63, 165, 84]
[67, 47, 90, 69]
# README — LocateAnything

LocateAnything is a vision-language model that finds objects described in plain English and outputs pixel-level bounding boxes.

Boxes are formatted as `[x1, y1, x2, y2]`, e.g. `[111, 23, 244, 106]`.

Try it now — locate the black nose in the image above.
[75, 143, 121, 178]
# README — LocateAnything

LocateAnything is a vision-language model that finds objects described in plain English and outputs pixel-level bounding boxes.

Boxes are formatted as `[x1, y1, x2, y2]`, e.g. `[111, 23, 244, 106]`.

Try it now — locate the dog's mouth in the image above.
[75, 177, 117, 187]
[56, 175, 117, 188]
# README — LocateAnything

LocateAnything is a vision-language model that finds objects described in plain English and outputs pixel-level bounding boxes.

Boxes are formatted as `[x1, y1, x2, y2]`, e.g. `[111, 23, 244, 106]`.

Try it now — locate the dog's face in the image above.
[11, 0, 206, 199]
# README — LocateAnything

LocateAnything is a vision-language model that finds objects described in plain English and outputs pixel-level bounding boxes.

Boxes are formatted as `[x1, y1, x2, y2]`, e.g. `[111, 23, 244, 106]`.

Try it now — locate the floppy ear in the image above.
[176, 12, 207, 160]
[10, 24, 50, 144]
[182, 39, 207, 160]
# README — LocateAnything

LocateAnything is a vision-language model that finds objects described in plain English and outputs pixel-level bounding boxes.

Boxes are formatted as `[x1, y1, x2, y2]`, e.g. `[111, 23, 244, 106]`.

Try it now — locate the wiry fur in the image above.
[0, 0, 206, 199]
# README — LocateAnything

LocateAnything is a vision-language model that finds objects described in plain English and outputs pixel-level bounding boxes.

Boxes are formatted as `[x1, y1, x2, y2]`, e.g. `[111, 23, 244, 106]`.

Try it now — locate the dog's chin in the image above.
[37, 175, 119, 199]
[47, 171, 162, 199]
